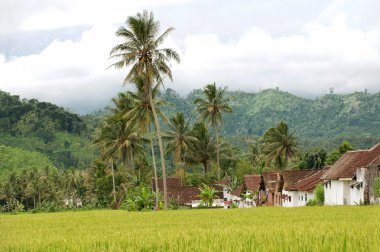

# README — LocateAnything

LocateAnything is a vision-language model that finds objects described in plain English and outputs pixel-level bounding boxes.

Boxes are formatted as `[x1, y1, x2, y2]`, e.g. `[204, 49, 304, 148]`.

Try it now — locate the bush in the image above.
[306, 199, 318, 206]
[375, 177, 380, 198]
[314, 184, 324, 205]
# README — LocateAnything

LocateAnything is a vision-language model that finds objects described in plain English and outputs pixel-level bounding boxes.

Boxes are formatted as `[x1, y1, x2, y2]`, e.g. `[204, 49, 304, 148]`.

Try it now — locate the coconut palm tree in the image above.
[261, 121, 300, 169]
[194, 83, 232, 179]
[165, 112, 196, 173]
[187, 122, 216, 173]
[126, 79, 167, 210]
[109, 10, 180, 208]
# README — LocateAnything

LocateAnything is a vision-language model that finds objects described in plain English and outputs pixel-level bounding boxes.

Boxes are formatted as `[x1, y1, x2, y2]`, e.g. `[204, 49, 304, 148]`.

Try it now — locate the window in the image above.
[305, 194, 307, 202]
[301, 196, 303, 201]
[289, 196, 291, 202]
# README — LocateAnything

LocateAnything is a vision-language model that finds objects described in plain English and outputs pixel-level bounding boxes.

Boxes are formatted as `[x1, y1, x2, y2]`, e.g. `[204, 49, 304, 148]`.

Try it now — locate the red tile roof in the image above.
[152, 177, 223, 205]
[282, 170, 318, 191]
[231, 185, 244, 196]
[322, 143, 380, 180]
[262, 172, 281, 193]
[244, 175, 262, 192]
[289, 168, 329, 192]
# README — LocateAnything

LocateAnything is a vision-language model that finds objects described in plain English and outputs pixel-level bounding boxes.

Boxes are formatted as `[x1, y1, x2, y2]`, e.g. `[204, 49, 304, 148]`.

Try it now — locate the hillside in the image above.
[160, 88, 380, 150]
[0, 90, 97, 169]
[0, 145, 57, 180]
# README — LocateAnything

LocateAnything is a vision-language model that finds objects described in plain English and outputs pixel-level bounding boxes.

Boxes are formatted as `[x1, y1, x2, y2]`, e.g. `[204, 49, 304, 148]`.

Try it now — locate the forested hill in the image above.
[0, 90, 96, 171]
[160, 88, 380, 150]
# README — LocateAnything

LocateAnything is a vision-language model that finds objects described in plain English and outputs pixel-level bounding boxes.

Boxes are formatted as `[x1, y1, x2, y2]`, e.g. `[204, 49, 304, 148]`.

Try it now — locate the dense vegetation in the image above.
[1, 10, 379, 213]
[161, 88, 380, 151]
[1, 206, 379, 251]
[0, 90, 97, 170]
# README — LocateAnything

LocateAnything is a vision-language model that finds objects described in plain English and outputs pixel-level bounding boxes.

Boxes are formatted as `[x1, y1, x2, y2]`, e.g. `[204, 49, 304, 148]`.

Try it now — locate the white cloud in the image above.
[1, 0, 380, 114]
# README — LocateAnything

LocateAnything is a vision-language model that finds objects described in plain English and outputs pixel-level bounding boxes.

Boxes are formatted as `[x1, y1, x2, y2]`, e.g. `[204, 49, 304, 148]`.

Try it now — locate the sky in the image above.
[0, 0, 379, 114]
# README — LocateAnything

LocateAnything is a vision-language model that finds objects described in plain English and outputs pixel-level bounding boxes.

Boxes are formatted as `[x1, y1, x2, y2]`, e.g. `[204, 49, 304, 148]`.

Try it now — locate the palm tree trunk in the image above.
[150, 136, 159, 210]
[215, 124, 220, 180]
[148, 87, 168, 209]
[111, 161, 116, 203]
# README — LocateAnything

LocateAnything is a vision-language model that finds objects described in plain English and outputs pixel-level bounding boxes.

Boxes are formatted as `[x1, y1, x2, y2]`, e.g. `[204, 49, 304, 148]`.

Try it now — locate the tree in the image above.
[194, 83, 232, 179]
[187, 122, 216, 173]
[327, 141, 354, 165]
[109, 10, 180, 208]
[197, 183, 219, 207]
[126, 80, 167, 210]
[299, 149, 327, 170]
[165, 112, 196, 173]
[261, 121, 300, 169]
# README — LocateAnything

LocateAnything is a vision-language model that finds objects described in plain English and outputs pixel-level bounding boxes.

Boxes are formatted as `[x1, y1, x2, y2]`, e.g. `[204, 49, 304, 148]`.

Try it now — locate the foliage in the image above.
[121, 185, 155, 211]
[0, 145, 57, 180]
[299, 149, 327, 169]
[327, 141, 354, 165]
[314, 184, 325, 205]
[375, 177, 380, 198]
[197, 183, 219, 207]
[261, 121, 300, 169]
[1, 207, 380, 250]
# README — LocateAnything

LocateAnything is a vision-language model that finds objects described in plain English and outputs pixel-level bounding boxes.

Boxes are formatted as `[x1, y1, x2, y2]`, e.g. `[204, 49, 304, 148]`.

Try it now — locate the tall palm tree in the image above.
[126, 80, 167, 210]
[261, 121, 300, 169]
[194, 83, 232, 179]
[187, 122, 216, 173]
[165, 112, 196, 173]
[109, 10, 180, 208]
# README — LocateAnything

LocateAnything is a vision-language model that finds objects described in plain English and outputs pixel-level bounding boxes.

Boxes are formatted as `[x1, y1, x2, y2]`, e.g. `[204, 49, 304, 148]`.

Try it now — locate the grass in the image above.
[1, 206, 379, 251]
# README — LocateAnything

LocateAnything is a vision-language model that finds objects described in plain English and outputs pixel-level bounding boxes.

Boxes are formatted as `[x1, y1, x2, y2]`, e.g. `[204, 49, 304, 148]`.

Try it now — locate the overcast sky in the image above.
[1, 0, 379, 114]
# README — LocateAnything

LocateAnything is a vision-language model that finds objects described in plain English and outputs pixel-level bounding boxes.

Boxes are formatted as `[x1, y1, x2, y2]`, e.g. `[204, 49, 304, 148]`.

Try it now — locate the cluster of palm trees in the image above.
[106, 11, 234, 209]
[0, 168, 87, 212]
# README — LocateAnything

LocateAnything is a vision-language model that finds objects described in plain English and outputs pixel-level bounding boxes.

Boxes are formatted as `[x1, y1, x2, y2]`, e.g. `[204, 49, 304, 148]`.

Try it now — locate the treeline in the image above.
[0, 90, 96, 169]
[0, 90, 86, 138]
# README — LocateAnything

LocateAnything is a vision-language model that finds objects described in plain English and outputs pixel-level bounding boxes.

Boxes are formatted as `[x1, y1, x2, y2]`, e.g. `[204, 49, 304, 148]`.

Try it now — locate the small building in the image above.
[322, 143, 380, 205]
[283, 169, 327, 207]
[151, 177, 223, 207]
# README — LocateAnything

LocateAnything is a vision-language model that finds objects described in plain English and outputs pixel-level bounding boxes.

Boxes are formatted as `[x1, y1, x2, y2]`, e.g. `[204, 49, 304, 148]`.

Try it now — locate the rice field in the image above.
[1, 206, 379, 251]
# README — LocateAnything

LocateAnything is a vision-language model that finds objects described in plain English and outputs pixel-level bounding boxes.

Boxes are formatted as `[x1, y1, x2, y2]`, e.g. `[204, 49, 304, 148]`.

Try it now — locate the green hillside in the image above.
[160, 88, 380, 150]
[0, 90, 97, 169]
[0, 145, 57, 180]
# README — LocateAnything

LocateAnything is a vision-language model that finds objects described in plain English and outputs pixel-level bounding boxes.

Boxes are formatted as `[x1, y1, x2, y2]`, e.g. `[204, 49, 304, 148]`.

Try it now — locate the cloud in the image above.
[1, 0, 380, 114]
[169, 11, 380, 96]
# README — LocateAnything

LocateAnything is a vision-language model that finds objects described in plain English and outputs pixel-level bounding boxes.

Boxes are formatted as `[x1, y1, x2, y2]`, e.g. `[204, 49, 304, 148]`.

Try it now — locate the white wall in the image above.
[324, 180, 351, 205]
[282, 190, 298, 207]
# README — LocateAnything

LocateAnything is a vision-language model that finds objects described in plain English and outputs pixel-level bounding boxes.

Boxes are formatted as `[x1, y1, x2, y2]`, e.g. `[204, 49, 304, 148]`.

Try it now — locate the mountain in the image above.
[0, 90, 97, 170]
[160, 88, 380, 151]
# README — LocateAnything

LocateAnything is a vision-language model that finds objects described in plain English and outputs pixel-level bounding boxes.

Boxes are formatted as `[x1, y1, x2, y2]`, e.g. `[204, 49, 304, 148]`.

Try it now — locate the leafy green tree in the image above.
[165, 112, 196, 174]
[197, 183, 219, 207]
[327, 141, 354, 165]
[109, 10, 180, 208]
[187, 122, 216, 173]
[261, 121, 300, 169]
[314, 184, 324, 205]
[194, 83, 232, 179]
[299, 149, 327, 169]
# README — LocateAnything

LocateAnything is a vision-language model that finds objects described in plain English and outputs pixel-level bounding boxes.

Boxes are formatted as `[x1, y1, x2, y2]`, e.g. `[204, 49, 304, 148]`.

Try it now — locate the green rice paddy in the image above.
[1, 206, 379, 251]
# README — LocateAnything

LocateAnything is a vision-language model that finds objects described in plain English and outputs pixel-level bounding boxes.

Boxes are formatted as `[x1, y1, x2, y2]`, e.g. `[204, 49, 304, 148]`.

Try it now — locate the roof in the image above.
[262, 172, 281, 193]
[244, 175, 262, 192]
[231, 185, 244, 196]
[289, 169, 328, 192]
[152, 177, 223, 205]
[282, 170, 318, 191]
[322, 143, 380, 180]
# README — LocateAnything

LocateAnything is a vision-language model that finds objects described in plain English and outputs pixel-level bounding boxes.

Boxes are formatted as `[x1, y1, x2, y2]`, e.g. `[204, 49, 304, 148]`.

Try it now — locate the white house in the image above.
[322, 143, 380, 205]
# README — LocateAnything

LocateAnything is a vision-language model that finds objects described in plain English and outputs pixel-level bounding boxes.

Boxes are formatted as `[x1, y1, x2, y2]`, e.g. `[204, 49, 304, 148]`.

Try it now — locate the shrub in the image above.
[375, 177, 380, 198]
[314, 184, 324, 205]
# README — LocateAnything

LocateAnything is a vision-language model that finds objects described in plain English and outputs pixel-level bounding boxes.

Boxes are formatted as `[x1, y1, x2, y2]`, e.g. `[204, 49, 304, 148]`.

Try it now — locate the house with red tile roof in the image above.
[282, 169, 327, 207]
[322, 143, 380, 205]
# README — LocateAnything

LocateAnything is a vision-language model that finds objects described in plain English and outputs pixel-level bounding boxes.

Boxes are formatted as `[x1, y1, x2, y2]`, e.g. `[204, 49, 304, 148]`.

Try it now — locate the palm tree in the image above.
[194, 83, 232, 179]
[187, 122, 216, 173]
[261, 121, 300, 169]
[126, 80, 167, 210]
[197, 183, 219, 207]
[165, 112, 196, 174]
[109, 10, 180, 208]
